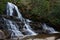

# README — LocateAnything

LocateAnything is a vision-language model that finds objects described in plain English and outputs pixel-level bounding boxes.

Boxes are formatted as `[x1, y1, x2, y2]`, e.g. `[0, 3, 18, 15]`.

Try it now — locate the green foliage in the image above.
[30, 0, 60, 26]
[48, 1, 60, 25]
[31, 0, 49, 17]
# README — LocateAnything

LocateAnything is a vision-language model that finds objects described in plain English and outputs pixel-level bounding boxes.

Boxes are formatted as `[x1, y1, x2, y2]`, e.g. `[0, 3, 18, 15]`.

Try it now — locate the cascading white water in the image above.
[42, 23, 60, 34]
[6, 2, 14, 16]
[23, 23, 37, 35]
[6, 2, 37, 36]
[4, 18, 24, 37]
[6, 2, 23, 21]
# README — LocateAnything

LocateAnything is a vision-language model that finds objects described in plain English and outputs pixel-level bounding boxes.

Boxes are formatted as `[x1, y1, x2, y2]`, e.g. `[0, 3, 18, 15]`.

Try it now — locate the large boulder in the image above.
[0, 30, 5, 39]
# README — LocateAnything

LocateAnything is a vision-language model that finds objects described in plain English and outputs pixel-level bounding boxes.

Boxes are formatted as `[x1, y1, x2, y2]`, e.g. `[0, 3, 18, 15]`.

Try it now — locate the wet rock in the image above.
[0, 30, 5, 39]
[30, 22, 42, 30]
[2, 15, 21, 21]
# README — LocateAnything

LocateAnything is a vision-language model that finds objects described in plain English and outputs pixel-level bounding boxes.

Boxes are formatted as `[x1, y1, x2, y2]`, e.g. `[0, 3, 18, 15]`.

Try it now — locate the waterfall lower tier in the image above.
[4, 18, 24, 37]
[42, 23, 60, 34]
[23, 24, 37, 35]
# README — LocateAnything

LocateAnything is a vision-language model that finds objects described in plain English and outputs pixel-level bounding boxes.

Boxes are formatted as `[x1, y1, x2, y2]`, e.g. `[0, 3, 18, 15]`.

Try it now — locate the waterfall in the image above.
[4, 18, 24, 37]
[42, 23, 60, 34]
[6, 2, 37, 36]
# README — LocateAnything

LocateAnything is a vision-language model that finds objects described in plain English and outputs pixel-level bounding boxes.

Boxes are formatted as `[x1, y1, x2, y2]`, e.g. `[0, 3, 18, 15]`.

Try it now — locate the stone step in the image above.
[2, 15, 21, 21]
